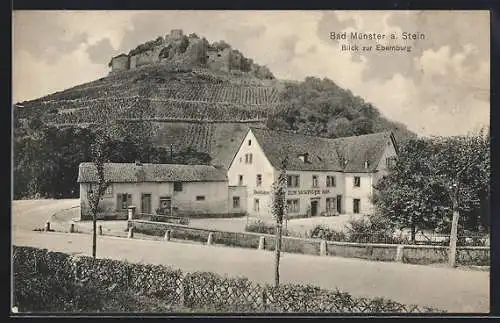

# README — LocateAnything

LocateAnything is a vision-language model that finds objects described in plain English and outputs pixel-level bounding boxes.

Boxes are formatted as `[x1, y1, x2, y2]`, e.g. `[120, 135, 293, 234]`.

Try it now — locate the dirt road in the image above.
[12, 199, 490, 313]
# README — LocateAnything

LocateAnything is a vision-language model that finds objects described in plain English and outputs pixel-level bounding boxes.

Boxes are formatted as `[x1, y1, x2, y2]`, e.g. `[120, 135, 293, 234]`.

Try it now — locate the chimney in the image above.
[135, 160, 142, 166]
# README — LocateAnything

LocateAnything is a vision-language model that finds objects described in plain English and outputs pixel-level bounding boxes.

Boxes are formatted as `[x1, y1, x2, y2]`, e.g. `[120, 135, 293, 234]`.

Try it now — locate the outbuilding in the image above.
[77, 162, 246, 220]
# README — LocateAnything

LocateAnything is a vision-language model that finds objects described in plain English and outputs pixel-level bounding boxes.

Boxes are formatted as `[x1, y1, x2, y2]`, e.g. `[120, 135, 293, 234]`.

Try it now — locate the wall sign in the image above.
[253, 189, 331, 195]
[287, 189, 330, 195]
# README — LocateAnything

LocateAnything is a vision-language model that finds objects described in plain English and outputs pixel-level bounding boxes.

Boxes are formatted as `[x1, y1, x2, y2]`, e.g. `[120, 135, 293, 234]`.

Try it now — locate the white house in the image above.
[227, 127, 398, 219]
[77, 162, 247, 220]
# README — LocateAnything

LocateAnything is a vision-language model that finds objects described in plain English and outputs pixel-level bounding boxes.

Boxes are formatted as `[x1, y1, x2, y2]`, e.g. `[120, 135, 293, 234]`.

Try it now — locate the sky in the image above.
[12, 10, 490, 137]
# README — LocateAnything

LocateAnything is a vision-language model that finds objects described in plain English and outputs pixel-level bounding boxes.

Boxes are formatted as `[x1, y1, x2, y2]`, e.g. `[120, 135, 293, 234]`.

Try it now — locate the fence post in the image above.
[45, 221, 51, 231]
[69, 222, 75, 233]
[261, 287, 267, 311]
[395, 245, 404, 262]
[128, 206, 136, 220]
[178, 272, 187, 307]
[258, 236, 265, 250]
[164, 230, 171, 241]
[207, 232, 214, 246]
[128, 227, 134, 239]
[320, 240, 327, 256]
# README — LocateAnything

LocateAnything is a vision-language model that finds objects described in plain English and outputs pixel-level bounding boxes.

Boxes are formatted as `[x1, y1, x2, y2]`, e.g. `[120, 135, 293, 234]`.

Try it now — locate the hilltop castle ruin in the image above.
[108, 29, 273, 79]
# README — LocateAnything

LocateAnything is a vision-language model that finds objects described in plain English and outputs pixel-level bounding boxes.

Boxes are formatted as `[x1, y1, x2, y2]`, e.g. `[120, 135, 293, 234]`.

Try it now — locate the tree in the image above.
[87, 128, 110, 259]
[374, 129, 490, 248]
[270, 156, 288, 287]
[427, 129, 489, 267]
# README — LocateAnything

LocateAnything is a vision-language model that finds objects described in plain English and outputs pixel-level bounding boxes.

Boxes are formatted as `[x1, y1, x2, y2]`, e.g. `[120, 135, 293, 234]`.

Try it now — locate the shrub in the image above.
[310, 225, 346, 241]
[344, 216, 406, 244]
[12, 246, 444, 313]
[245, 219, 288, 236]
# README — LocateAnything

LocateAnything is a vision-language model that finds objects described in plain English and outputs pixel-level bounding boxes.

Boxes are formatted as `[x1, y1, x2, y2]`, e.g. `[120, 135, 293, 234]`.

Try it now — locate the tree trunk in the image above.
[92, 213, 97, 258]
[274, 223, 282, 288]
[449, 198, 460, 267]
[410, 223, 416, 244]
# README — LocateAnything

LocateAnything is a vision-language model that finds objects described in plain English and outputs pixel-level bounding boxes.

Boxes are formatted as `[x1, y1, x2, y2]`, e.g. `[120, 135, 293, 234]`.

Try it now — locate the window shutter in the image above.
[116, 194, 122, 211]
[127, 194, 132, 208]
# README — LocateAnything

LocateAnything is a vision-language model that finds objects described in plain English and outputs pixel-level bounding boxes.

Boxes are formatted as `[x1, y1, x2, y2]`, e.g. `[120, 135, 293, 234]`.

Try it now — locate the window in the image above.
[326, 176, 336, 187]
[248, 139, 252, 146]
[233, 196, 240, 209]
[353, 199, 361, 214]
[196, 196, 205, 201]
[256, 174, 262, 187]
[354, 177, 361, 187]
[244, 153, 253, 164]
[287, 175, 300, 188]
[238, 175, 244, 186]
[312, 175, 318, 188]
[174, 182, 183, 192]
[287, 199, 300, 213]
[254, 199, 260, 212]
[117, 193, 132, 210]
[104, 185, 113, 196]
[326, 198, 336, 213]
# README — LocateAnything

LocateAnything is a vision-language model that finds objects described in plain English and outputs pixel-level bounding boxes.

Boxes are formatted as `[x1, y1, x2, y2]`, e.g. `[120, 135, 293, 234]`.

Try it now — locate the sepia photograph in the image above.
[12, 10, 490, 315]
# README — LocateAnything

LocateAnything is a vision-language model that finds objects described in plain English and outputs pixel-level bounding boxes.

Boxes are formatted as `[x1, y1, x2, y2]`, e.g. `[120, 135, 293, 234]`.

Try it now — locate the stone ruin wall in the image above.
[109, 29, 239, 74]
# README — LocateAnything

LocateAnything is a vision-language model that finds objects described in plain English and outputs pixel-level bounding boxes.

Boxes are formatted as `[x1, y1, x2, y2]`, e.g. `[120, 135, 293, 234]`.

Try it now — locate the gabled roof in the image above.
[249, 127, 396, 173]
[77, 163, 227, 183]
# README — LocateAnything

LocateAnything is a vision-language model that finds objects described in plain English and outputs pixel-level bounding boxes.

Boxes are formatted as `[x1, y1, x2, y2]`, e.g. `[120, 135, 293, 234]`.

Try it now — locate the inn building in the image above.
[227, 127, 398, 219]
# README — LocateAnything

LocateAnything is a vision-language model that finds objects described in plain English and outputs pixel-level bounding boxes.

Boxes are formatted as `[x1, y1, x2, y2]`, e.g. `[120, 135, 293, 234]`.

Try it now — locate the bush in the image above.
[344, 216, 407, 244]
[245, 220, 288, 236]
[310, 225, 346, 241]
[12, 246, 444, 313]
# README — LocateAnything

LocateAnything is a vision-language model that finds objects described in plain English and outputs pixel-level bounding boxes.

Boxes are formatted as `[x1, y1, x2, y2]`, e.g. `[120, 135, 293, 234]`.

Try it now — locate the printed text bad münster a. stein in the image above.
[329, 31, 425, 40]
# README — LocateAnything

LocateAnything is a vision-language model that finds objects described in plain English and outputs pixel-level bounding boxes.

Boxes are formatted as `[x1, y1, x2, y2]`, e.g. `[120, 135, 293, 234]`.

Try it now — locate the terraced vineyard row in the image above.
[39, 82, 143, 103]
[155, 82, 280, 105]
[45, 97, 151, 124]
[150, 100, 271, 120]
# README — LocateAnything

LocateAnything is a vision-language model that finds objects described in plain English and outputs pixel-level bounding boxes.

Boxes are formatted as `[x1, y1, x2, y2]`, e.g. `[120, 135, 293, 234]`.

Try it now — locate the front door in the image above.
[336, 195, 342, 214]
[310, 200, 318, 217]
[141, 193, 152, 215]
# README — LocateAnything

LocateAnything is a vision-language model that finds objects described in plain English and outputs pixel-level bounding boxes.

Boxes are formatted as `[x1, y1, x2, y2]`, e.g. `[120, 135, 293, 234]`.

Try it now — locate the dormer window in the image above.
[298, 153, 309, 163]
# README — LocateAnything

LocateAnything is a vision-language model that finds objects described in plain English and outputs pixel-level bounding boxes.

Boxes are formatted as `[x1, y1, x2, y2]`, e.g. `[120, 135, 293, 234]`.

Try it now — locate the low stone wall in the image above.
[128, 220, 490, 266]
[326, 241, 397, 262]
[403, 245, 490, 266]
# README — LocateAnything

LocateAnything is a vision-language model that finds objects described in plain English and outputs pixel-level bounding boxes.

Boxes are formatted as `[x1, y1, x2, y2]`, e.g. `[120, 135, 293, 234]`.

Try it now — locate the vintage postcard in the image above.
[12, 10, 490, 315]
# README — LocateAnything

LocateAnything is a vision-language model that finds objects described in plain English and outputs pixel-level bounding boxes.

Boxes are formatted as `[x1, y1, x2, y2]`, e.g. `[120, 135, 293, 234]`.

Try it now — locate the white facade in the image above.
[80, 180, 247, 220]
[227, 130, 275, 218]
[227, 129, 398, 219]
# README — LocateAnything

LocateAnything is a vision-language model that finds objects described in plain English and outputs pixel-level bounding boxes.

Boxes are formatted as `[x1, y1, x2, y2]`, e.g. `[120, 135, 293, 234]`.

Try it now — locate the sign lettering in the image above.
[287, 189, 330, 196]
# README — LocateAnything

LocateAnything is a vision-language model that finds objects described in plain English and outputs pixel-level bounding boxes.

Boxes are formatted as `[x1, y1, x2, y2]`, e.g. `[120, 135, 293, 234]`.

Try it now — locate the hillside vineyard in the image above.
[14, 30, 415, 184]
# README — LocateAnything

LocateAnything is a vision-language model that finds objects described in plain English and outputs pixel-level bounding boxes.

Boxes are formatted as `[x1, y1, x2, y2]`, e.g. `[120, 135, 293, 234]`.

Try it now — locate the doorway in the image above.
[141, 193, 152, 215]
[310, 200, 319, 217]
[336, 195, 342, 214]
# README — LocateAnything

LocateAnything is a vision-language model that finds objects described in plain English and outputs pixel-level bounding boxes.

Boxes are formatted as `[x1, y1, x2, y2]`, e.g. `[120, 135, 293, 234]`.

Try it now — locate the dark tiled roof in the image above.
[77, 163, 227, 183]
[249, 127, 395, 172]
